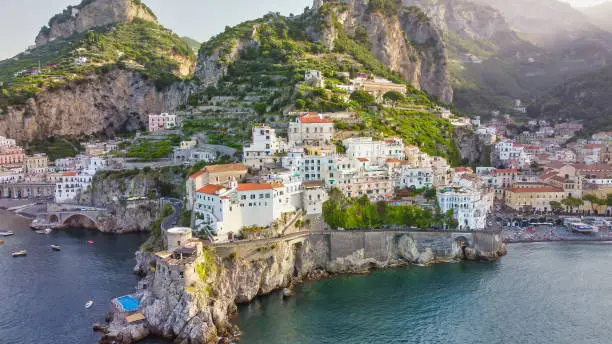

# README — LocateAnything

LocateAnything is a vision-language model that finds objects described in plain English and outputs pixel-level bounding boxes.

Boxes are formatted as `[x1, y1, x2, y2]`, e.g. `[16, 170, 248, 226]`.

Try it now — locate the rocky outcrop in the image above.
[453, 125, 491, 165]
[0, 68, 195, 141]
[102, 231, 506, 343]
[318, 0, 453, 103]
[36, 0, 157, 46]
[97, 201, 160, 234]
[195, 36, 257, 87]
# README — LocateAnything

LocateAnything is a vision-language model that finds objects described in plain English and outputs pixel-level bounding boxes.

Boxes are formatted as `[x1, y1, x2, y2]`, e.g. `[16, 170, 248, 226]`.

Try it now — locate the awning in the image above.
[126, 313, 146, 323]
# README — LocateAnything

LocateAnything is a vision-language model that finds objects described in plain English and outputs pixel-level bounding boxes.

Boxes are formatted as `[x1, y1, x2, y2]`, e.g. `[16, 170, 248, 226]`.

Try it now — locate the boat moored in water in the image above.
[0, 231, 14, 237]
[51, 245, 61, 251]
[12, 250, 27, 257]
[85, 300, 94, 309]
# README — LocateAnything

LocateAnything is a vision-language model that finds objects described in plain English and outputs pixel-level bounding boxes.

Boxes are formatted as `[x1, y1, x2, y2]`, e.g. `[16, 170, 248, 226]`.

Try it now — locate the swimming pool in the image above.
[115, 295, 140, 312]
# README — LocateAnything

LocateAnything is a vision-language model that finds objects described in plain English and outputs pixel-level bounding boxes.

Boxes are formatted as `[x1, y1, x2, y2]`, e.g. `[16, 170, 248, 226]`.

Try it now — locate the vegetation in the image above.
[126, 134, 182, 161]
[561, 197, 584, 212]
[322, 188, 447, 229]
[195, 247, 217, 281]
[0, 18, 195, 106]
[25, 138, 83, 161]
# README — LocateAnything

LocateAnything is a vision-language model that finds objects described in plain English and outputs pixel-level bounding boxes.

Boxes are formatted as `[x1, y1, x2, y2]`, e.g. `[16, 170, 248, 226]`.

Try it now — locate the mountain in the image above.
[580, 1, 612, 32]
[528, 65, 612, 133]
[191, 0, 466, 163]
[181, 36, 201, 52]
[0, 0, 196, 141]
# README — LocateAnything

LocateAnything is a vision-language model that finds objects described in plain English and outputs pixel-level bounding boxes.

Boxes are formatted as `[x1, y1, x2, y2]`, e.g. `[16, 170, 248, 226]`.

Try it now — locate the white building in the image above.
[343, 137, 404, 163]
[148, 113, 177, 132]
[304, 70, 324, 87]
[494, 139, 531, 169]
[393, 164, 434, 189]
[54, 171, 94, 203]
[194, 179, 301, 242]
[173, 148, 216, 164]
[288, 113, 335, 150]
[437, 186, 492, 231]
[0, 136, 16, 147]
[243, 125, 286, 169]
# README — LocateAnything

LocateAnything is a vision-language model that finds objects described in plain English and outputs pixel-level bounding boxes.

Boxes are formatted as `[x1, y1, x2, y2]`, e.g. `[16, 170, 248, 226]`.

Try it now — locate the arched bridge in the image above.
[43, 207, 109, 229]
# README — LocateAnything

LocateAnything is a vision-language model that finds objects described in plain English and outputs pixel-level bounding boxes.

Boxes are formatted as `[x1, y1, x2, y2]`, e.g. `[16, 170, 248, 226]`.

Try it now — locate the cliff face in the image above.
[103, 232, 506, 343]
[320, 0, 453, 103]
[0, 68, 195, 141]
[36, 0, 157, 46]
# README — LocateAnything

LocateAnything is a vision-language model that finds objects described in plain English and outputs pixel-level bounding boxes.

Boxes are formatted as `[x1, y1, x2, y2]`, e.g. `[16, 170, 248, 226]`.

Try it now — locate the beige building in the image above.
[288, 113, 335, 149]
[185, 163, 248, 210]
[24, 154, 48, 173]
[505, 183, 566, 211]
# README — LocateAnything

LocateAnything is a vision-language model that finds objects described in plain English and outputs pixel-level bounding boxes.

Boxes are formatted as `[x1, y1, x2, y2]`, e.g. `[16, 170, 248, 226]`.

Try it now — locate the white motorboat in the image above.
[12, 250, 27, 257]
[51, 245, 61, 251]
[0, 231, 14, 237]
[35, 230, 46, 234]
[85, 300, 94, 309]
[44, 228, 53, 234]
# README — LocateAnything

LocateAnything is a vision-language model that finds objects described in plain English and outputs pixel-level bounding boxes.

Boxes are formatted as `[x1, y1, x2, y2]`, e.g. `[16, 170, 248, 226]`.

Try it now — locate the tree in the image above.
[253, 102, 267, 115]
[561, 197, 584, 213]
[383, 91, 404, 108]
[549, 201, 563, 214]
[350, 90, 375, 106]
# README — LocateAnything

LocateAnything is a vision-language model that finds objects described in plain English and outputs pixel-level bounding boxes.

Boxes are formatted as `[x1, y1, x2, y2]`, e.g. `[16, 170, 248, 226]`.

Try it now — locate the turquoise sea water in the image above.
[237, 242, 612, 344]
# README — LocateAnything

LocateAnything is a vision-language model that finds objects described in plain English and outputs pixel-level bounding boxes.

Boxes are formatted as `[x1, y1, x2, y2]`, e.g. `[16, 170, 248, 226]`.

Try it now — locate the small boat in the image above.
[87, 240, 95, 245]
[12, 250, 27, 257]
[44, 228, 53, 234]
[51, 245, 61, 251]
[0, 231, 14, 237]
[35, 230, 46, 234]
[85, 300, 94, 309]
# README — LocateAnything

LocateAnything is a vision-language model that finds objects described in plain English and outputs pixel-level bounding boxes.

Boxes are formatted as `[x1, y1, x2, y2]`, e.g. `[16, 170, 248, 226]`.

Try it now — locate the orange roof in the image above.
[386, 158, 401, 164]
[189, 171, 205, 179]
[204, 163, 247, 174]
[298, 113, 333, 124]
[268, 182, 285, 189]
[63, 172, 77, 177]
[495, 169, 517, 174]
[583, 144, 602, 149]
[454, 167, 473, 173]
[510, 187, 564, 193]
[236, 183, 273, 191]
[357, 158, 369, 162]
[196, 184, 225, 195]
[303, 180, 325, 188]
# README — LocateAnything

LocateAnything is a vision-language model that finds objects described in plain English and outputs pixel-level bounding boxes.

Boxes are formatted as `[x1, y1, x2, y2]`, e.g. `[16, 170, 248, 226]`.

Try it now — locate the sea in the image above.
[3, 209, 612, 344]
[0, 210, 168, 344]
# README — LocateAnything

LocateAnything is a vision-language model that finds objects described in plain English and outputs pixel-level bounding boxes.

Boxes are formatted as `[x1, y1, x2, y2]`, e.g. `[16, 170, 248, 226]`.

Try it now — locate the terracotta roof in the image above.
[204, 163, 247, 174]
[298, 113, 333, 124]
[386, 158, 401, 164]
[454, 167, 473, 173]
[236, 183, 273, 191]
[189, 171, 205, 179]
[357, 158, 369, 162]
[63, 172, 77, 177]
[495, 169, 517, 174]
[196, 184, 225, 195]
[268, 182, 285, 189]
[510, 187, 564, 193]
[583, 144, 602, 149]
[303, 180, 325, 188]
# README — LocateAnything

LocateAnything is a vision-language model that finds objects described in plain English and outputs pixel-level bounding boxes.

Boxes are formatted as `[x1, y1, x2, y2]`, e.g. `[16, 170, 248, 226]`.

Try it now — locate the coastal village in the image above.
[2, 0, 612, 343]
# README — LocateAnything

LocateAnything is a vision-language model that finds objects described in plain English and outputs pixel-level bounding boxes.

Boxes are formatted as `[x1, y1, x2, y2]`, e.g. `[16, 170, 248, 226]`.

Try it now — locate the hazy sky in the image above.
[0, 0, 607, 60]
[0, 0, 311, 60]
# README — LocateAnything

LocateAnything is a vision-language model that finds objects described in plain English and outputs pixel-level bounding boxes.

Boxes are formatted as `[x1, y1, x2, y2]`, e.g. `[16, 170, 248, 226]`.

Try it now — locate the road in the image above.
[160, 198, 183, 230]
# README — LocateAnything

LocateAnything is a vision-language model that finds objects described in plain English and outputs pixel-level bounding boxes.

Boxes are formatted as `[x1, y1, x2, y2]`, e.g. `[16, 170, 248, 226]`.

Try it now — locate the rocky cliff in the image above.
[318, 0, 453, 103]
[36, 0, 157, 46]
[0, 68, 195, 141]
[102, 232, 506, 343]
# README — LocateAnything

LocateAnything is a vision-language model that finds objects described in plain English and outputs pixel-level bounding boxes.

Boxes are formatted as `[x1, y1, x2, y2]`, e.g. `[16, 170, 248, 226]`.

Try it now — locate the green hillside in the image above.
[0, 19, 195, 106]
[191, 6, 460, 163]
[181, 36, 201, 52]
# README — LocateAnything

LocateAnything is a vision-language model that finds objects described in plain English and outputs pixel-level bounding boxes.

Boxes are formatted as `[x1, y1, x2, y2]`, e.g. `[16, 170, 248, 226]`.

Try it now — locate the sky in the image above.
[0, 0, 607, 60]
[0, 0, 311, 60]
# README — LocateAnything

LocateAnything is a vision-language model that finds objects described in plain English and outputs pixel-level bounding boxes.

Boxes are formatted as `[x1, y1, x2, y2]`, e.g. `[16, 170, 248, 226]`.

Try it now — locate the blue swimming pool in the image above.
[116, 295, 140, 311]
